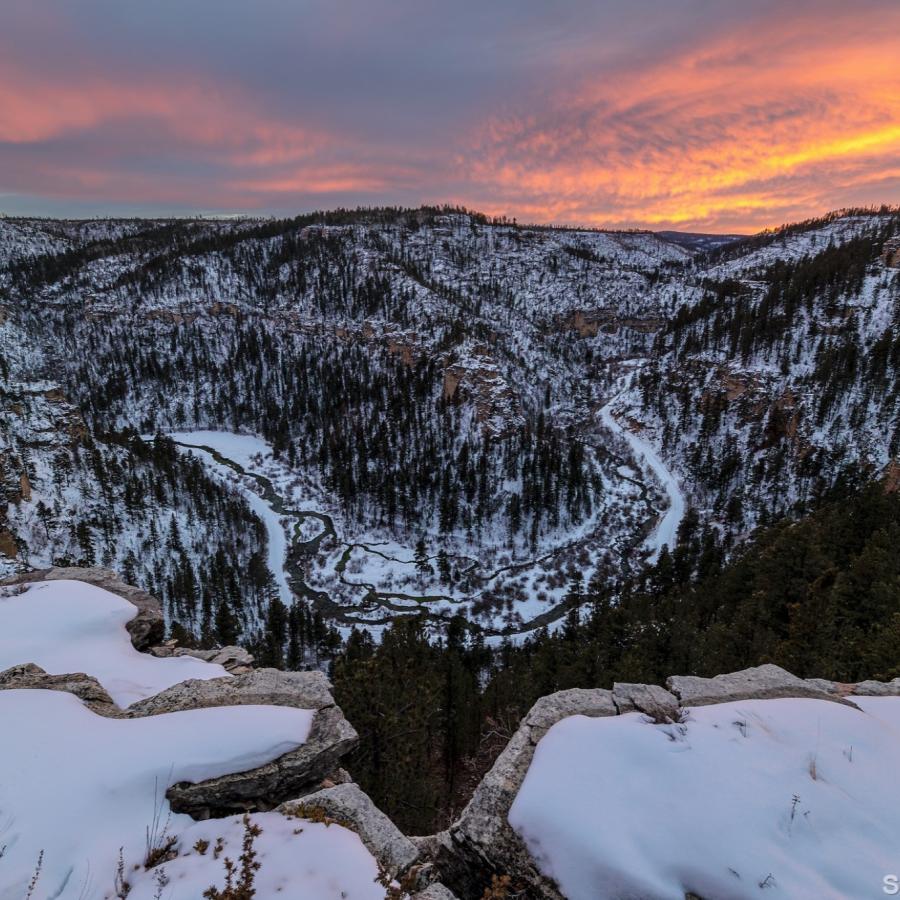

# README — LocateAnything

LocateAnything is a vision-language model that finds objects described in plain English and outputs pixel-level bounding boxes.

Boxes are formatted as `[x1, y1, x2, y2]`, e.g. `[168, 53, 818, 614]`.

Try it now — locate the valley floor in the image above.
[167, 422, 681, 640]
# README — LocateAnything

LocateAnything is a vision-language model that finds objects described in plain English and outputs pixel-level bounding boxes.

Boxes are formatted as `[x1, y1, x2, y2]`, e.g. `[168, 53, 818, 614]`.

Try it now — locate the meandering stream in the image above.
[598, 371, 686, 562]
[169, 402, 684, 637]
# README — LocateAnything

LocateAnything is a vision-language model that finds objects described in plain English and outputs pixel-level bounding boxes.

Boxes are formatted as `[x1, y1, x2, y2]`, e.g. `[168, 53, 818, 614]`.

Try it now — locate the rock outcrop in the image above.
[432, 688, 619, 899]
[150, 640, 255, 674]
[129, 668, 359, 817]
[427, 664, 888, 898]
[281, 783, 419, 878]
[2, 566, 451, 893]
[3, 568, 359, 820]
[0, 662, 120, 716]
[851, 677, 900, 696]
[2, 566, 164, 649]
[882, 236, 900, 268]
[411, 885, 460, 900]
[10, 565, 900, 899]
[666, 663, 856, 708]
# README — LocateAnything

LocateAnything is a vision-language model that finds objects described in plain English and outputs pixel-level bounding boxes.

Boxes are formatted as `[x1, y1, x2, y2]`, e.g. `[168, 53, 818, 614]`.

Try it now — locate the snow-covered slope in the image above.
[2, 206, 899, 641]
[0, 689, 315, 900]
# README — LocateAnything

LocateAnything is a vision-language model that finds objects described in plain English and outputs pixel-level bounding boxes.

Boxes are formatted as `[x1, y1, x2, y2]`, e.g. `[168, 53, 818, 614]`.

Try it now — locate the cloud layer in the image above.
[1, 0, 898, 230]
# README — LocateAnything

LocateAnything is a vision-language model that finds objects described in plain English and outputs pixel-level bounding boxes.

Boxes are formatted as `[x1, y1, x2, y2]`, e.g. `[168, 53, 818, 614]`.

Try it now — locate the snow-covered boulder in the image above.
[431, 667, 889, 898]
[0, 569, 377, 899]
[3, 565, 165, 649]
[0, 687, 314, 899]
[0, 577, 227, 706]
[130, 669, 359, 817]
[509, 696, 900, 899]
[666, 663, 855, 707]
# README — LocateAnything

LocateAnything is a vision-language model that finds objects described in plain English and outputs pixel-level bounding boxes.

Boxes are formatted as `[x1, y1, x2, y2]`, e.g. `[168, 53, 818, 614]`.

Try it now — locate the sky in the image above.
[1, 0, 899, 232]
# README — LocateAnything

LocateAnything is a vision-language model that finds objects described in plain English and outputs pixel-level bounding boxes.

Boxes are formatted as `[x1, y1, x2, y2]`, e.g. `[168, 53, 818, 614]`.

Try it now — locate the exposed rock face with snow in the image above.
[6, 565, 900, 898]
[883, 236, 900, 267]
[3, 565, 165, 648]
[431, 688, 620, 899]
[427, 664, 900, 899]
[0, 569, 444, 899]
[132, 669, 360, 817]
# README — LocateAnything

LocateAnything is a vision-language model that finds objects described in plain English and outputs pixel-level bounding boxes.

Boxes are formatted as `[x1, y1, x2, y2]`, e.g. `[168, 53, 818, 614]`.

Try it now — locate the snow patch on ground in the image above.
[0, 689, 312, 900]
[0, 580, 227, 706]
[127, 811, 385, 900]
[510, 696, 900, 900]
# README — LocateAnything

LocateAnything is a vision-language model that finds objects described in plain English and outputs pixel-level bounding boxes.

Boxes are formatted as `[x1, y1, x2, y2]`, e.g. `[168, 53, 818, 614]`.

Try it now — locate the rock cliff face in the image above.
[883, 236, 900, 267]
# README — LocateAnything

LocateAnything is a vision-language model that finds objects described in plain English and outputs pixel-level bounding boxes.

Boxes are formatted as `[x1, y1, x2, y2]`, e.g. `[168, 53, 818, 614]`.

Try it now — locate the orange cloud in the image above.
[1, 4, 899, 229]
[0, 62, 379, 207]
[460, 12, 900, 230]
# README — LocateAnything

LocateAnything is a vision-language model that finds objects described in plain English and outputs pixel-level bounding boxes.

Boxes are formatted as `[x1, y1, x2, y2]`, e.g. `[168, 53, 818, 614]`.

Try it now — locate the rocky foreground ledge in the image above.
[4, 567, 900, 899]
[425, 665, 900, 899]
[0, 567, 455, 898]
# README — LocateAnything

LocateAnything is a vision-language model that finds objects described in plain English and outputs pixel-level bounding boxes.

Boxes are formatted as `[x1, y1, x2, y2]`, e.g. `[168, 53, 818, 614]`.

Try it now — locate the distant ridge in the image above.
[655, 230, 746, 251]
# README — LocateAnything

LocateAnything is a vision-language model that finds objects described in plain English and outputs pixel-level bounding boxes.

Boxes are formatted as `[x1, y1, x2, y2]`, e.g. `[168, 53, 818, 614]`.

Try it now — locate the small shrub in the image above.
[144, 834, 177, 869]
[114, 848, 131, 898]
[203, 815, 262, 900]
[25, 850, 44, 900]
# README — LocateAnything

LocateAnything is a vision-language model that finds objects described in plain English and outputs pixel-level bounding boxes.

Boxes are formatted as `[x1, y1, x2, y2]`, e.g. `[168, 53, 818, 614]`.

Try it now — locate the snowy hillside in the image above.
[2, 206, 899, 644]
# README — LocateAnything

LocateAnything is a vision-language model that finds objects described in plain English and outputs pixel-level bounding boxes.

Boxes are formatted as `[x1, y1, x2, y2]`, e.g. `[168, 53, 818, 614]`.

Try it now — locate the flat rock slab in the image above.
[128, 668, 335, 715]
[667, 664, 856, 708]
[128, 669, 358, 817]
[0, 662, 120, 716]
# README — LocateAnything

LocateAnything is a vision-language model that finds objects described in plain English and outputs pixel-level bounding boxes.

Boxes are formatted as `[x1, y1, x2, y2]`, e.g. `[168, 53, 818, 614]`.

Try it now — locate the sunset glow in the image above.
[1, 0, 898, 230]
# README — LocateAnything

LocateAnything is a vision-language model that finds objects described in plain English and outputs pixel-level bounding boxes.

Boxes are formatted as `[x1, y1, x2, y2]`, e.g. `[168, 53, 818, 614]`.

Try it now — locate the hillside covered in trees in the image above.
[3, 206, 900, 828]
